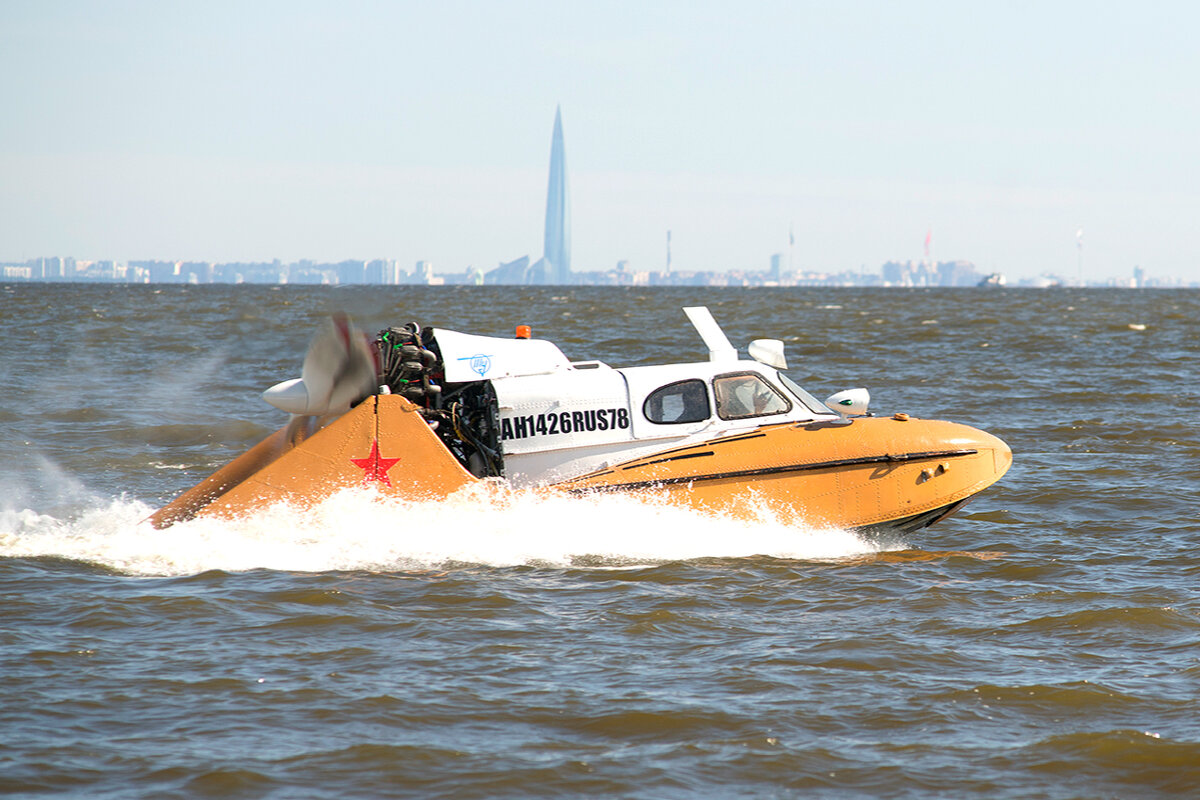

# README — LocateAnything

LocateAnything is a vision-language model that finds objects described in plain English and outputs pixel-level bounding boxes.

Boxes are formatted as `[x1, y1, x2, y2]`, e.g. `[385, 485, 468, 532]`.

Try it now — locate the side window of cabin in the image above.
[713, 373, 791, 420]
[643, 379, 711, 424]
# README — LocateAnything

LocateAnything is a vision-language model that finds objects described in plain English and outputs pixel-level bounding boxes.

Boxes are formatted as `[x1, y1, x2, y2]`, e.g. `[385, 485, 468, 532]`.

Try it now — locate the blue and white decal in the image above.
[459, 353, 493, 377]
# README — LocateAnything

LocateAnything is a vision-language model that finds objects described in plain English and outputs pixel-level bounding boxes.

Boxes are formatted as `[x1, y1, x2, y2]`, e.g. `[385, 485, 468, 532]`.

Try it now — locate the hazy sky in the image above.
[3, 1, 1199, 281]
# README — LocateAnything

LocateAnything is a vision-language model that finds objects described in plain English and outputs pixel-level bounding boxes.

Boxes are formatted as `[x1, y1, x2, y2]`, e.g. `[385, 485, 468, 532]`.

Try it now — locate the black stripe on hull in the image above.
[567, 448, 979, 495]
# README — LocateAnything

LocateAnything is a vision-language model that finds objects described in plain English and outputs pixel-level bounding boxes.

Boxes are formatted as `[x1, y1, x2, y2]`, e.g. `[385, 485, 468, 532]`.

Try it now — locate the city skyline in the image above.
[5, 251, 1181, 289]
[3, 3, 1200, 282]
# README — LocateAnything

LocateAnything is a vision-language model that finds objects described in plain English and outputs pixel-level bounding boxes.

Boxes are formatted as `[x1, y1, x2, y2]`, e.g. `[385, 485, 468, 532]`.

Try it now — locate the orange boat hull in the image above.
[149, 395, 475, 528]
[560, 415, 1012, 531]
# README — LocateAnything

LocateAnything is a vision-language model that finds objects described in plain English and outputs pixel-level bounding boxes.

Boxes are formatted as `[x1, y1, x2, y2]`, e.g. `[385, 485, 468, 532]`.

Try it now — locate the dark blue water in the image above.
[2, 284, 1198, 798]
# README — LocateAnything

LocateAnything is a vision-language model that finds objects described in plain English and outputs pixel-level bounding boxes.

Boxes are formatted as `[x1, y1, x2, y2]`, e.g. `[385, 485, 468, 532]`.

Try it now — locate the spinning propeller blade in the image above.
[263, 313, 378, 416]
[150, 315, 378, 528]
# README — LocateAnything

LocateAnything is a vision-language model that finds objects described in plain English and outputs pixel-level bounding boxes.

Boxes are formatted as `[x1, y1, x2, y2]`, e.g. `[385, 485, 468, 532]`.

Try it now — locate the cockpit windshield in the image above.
[713, 373, 791, 420]
[777, 373, 835, 415]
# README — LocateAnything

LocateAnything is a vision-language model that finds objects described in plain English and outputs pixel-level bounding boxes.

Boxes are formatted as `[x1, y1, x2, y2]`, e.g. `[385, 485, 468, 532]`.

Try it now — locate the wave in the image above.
[0, 484, 891, 577]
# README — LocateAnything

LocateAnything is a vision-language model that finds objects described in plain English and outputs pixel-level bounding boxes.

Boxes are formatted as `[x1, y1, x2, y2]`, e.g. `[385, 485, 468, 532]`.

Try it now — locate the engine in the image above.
[375, 323, 503, 478]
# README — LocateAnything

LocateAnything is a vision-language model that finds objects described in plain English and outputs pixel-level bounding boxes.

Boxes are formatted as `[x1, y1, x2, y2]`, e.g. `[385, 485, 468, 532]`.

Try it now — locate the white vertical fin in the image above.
[683, 306, 738, 363]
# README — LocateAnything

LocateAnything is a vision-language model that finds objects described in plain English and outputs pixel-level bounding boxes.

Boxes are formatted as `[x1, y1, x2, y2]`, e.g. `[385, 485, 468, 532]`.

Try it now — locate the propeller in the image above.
[150, 314, 379, 529]
[262, 313, 378, 417]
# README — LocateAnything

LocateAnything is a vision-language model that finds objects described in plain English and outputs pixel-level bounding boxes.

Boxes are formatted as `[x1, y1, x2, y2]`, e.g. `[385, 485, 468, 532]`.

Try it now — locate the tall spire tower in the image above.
[543, 106, 571, 284]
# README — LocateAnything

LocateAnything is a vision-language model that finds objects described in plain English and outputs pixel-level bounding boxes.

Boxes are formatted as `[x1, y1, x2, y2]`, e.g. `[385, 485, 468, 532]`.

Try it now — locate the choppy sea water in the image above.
[1, 283, 1198, 799]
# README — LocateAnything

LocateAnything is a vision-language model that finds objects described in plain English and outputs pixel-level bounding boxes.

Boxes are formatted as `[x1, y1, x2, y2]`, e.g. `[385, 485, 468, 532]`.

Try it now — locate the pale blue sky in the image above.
[3, 1, 1198, 281]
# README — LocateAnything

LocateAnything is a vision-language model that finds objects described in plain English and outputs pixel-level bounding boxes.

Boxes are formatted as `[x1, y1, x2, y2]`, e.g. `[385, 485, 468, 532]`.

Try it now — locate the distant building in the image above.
[28, 256, 67, 280]
[542, 106, 571, 284]
[181, 261, 214, 283]
[486, 255, 533, 285]
[528, 256, 553, 285]
[938, 260, 981, 286]
[366, 259, 401, 284]
[881, 261, 908, 286]
[333, 260, 366, 284]
[937, 260, 959, 286]
[129, 260, 180, 282]
[881, 259, 980, 287]
[413, 260, 444, 285]
[769, 253, 784, 282]
[2, 265, 32, 280]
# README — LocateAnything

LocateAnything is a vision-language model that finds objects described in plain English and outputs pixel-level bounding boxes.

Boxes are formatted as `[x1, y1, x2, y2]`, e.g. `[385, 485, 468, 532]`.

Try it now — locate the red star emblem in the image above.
[350, 439, 401, 486]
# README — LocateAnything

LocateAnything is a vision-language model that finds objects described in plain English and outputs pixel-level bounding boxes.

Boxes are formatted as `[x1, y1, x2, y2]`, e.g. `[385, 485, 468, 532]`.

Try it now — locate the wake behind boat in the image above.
[150, 308, 1011, 532]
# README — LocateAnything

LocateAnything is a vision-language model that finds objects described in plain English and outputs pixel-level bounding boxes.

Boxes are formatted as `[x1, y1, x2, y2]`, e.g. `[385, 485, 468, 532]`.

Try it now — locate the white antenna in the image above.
[1076, 227, 1084, 286]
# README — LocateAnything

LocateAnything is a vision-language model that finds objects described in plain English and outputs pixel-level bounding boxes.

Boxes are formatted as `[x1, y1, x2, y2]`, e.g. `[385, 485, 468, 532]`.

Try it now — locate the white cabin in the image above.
[432, 308, 839, 486]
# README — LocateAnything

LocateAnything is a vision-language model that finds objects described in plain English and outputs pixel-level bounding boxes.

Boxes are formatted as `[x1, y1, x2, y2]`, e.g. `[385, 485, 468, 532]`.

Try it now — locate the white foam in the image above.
[0, 485, 896, 577]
